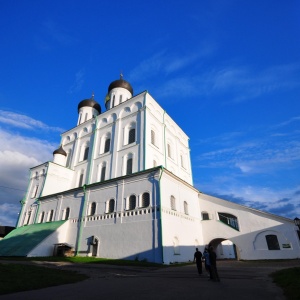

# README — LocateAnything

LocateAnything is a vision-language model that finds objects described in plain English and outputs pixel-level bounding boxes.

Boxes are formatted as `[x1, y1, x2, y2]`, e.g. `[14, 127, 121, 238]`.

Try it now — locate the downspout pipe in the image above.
[87, 116, 98, 184]
[158, 166, 164, 263]
[143, 91, 148, 170]
[33, 163, 49, 224]
[76, 184, 87, 256]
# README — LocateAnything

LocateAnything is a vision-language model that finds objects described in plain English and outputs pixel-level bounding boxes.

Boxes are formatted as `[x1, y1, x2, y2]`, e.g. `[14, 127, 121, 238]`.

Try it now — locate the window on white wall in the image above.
[40, 211, 45, 223]
[25, 211, 31, 225]
[104, 138, 111, 153]
[31, 185, 39, 198]
[100, 163, 106, 181]
[128, 128, 136, 144]
[78, 172, 84, 187]
[66, 149, 72, 167]
[65, 207, 70, 220]
[89, 202, 96, 216]
[151, 130, 156, 145]
[128, 195, 136, 210]
[170, 196, 176, 211]
[48, 210, 54, 222]
[202, 212, 209, 220]
[126, 157, 133, 175]
[153, 160, 157, 167]
[107, 199, 115, 213]
[112, 95, 115, 107]
[167, 143, 172, 158]
[266, 235, 280, 250]
[183, 201, 189, 215]
[83, 146, 89, 161]
[141, 192, 150, 208]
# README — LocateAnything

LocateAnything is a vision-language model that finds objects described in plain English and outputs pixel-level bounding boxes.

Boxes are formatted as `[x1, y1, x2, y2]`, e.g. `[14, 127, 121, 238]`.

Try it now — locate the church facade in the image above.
[1, 77, 299, 263]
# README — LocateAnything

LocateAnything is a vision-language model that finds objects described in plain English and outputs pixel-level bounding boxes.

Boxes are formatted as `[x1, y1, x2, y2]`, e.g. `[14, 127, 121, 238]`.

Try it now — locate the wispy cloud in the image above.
[68, 69, 85, 94]
[0, 110, 64, 132]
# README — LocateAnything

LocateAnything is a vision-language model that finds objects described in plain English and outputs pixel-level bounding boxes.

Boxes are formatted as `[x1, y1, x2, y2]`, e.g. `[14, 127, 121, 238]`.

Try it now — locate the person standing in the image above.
[209, 246, 220, 282]
[193, 248, 203, 275]
[203, 247, 211, 278]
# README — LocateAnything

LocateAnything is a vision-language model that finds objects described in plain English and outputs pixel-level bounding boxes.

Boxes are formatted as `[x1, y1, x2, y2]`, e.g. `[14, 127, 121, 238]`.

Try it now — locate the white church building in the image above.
[0, 76, 299, 263]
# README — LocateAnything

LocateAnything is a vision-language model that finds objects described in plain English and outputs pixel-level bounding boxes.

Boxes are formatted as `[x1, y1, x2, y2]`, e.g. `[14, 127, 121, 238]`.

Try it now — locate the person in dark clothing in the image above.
[193, 248, 203, 275]
[203, 247, 211, 278]
[209, 246, 220, 282]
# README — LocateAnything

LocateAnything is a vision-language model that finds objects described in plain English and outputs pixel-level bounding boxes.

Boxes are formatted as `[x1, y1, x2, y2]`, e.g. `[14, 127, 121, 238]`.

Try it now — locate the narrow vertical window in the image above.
[84, 113, 88, 122]
[119, 95, 123, 103]
[78, 173, 84, 187]
[112, 95, 115, 107]
[167, 144, 172, 158]
[65, 207, 70, 220]
[107, 199, 115, 213]
[128, 195, 136, 210]
[151, 130, 155, 145]
[100, 165, 106, 181]
[153, 160, 157, 167]
[32, 185, 39, 198]
[126, 158, 133, 175]
[128, 128, 135, 144]
[141, 192, 150, 208]
[40, 211, 45, 223]
[104, 138, 110, 153]
[90, 202, 96, 216]
[184, 201, 188, 215]
[66, 150, 72, 167]
[83, 146, 89, 160]
[26, 211, 31, 225]
[49, 210, 54, 222]
[170, 196, 176, 210]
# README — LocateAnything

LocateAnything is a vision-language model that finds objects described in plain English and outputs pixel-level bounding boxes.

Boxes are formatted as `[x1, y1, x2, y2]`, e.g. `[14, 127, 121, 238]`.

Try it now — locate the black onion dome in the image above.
[78, 96, 101, 114]
[108, 76, 133, 95]
[53, 145, 67, 156]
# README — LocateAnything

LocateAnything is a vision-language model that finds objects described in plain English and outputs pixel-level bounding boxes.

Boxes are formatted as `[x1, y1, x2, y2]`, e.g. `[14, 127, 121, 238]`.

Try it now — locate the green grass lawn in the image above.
[271, 267, 300, 300]
[0, 263, 88, 295]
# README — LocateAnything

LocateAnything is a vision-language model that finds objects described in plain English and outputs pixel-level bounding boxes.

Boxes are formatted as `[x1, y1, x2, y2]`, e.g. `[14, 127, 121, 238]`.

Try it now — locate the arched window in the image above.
[112, 95, 115, 107]
[141, 192, 150, 208]
[100, 163, 106, 181]
[266, 235, 280, 250]
[78, 172, 84, 187]
[128, 128, 136, 144]
[183, 201, 188, 215]
[83, 146, 89, 160]
[170, 195, 176, 210]
[40, 211, 45, 223]
[151, 130, 155, 145]
[65, 207, 70, 220]
[128, 195, 136, 210]
[167, 143, 172, 158]
[48, 210, 54, 222]
[107, 199, 115, 213]
[126, 157, 133, 175]
[66, 149, 72, 167]
[90, 202, 96, 216]
[104, 138, 110, 153]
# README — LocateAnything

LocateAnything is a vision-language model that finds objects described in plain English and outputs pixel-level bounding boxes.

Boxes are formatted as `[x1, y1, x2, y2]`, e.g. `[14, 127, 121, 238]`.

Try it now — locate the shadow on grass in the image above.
[0, 263, 88, 295]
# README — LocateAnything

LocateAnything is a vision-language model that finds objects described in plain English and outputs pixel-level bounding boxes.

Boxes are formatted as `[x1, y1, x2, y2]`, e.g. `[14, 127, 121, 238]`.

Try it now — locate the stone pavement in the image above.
[1, 260, 300, 300]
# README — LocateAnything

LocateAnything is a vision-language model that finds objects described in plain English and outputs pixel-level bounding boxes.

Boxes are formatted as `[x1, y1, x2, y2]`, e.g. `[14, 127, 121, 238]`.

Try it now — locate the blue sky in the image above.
[0, 0, 299, 226]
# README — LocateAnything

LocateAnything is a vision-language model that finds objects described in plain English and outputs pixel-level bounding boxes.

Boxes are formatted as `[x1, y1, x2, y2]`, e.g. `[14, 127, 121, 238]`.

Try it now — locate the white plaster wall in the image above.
[199, 193, 300, 260]
[42, 163, 74, 196]
[28, 221, 70, 257]
[160, 170, 203, 264]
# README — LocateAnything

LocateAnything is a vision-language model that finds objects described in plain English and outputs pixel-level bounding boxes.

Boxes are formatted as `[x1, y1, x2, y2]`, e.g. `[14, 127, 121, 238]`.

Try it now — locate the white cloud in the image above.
[68, 69, 85, 94]
[0, 110, 64, 132]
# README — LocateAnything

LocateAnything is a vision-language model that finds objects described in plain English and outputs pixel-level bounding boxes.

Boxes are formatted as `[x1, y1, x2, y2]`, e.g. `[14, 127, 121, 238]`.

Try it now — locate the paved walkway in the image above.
[1, 260, 300, 299]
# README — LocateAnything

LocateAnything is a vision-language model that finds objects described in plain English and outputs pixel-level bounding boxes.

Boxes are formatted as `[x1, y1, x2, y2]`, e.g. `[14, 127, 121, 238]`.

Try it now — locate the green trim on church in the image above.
[0, 220, 66, 257]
